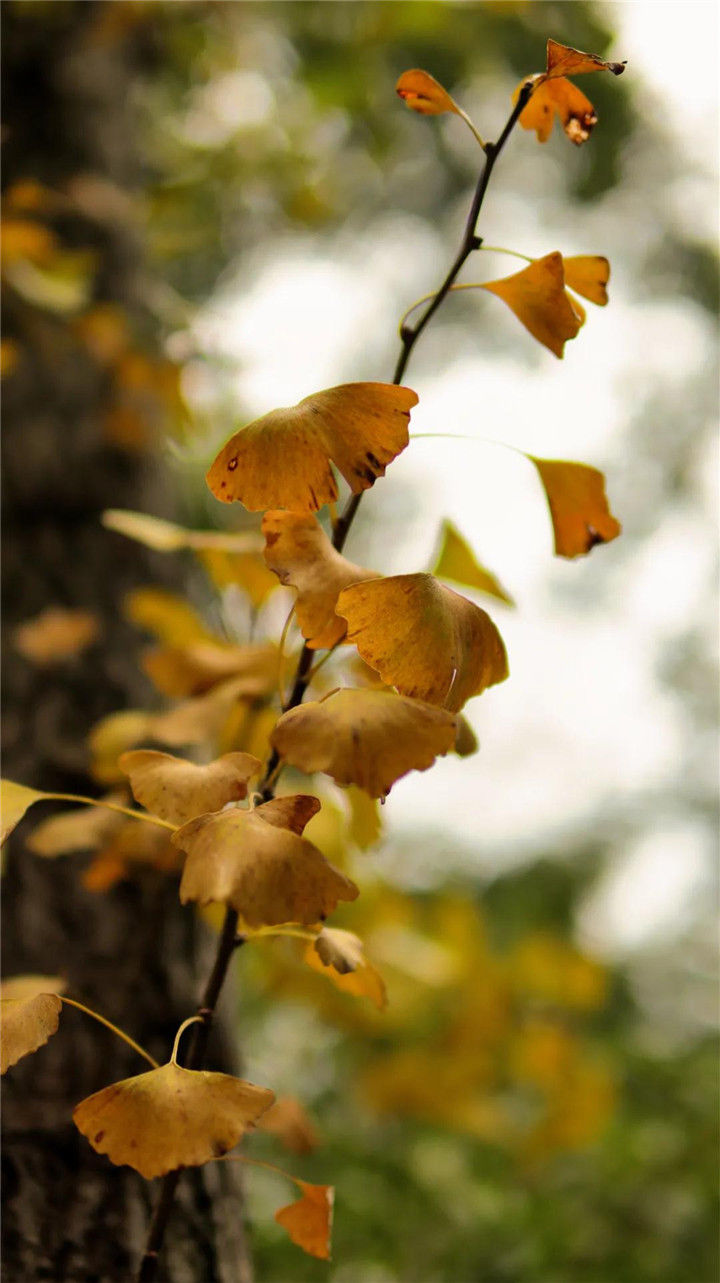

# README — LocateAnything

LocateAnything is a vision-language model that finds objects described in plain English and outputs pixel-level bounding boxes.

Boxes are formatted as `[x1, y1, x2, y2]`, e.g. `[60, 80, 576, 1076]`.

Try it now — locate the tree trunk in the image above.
[1, 6, 251, 1278]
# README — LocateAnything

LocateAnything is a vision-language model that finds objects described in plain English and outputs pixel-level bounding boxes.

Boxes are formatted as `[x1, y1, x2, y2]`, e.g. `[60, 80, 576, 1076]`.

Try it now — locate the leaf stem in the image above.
[59, 997, 159, 1069]
[215, 1151, 305, 1192]
[43, 793, 175, 833]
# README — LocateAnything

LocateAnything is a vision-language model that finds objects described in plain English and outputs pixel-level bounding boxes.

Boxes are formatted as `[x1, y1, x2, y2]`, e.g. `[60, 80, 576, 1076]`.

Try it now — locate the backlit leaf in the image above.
[529, 457, 621, 557]
[517, 77, 596, 145]
[1, 976, 65, 1074]
[174, 798, 358, 927]
[481, 253, 583, 357]
[13, 607, 100, 664]
[262, 511, 377, 648]
[337, 574, 508, 712]
[307, 928, 387, 1010]
[257, 1095, 319, 1154]
[198, 548, 277, 607]
[124, 587, 212, 645]
[271, 688, 456, 798]
[207, 383, 418, 513]
[73, 1060, 274, 1179]
[563, 255, 610, 306]
[433, 519, 514, 605]
[275, 1181, 334, 1260]
[142, 641, 278, 699]
[119, 750, 261, 825]
[1, 781, 52, 843]
[346, 786, 382, 851]
[545, 38, 626, 80]
[395, 69, 459, 116]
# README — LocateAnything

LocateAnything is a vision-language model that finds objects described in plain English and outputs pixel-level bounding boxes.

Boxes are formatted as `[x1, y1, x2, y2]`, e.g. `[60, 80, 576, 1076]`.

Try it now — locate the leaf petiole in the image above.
[59, 996, 159, 1068]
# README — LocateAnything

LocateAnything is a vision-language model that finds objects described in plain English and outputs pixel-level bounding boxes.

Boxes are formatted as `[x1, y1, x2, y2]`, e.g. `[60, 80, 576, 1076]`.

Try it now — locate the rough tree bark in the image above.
[1, 7, 251, 1279]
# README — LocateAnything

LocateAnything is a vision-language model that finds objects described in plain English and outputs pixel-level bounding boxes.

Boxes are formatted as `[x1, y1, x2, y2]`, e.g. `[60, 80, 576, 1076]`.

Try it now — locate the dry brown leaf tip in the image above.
[275, 1181, 334, 1260]
[395, 69, 459, 116]
[262, 511, 378, 648]
[1, 975, 66, 1074]
[516, 39, 625, 147]
[337, 574, 508, 712]
[271, 687, 457, 798]
[174, 798, 358, 927]
[529, 457, 622, 557]
[119, 749, 261, 825]
[207, 382, 418, 514]
[73, 1060, 275, 1179]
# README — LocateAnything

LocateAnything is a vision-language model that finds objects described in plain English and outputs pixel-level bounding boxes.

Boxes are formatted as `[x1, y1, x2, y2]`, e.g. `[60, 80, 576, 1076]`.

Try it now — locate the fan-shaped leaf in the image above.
[529, 457, 621, 557]
[395, 69, 459, 116]
[119, 750, 261, 826]
[433, 519, 514, 605]
[563, 255, 610, 306]
[1, 976, 65, 1073]
[275, 1182, 334, 1260]
[257, 1096, 319, 1154]
[481, 253, 583, 357]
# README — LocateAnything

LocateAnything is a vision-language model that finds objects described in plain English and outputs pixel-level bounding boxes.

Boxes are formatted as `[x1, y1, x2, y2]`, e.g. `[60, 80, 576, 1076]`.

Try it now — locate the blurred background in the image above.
[2, 3, 717, 1281]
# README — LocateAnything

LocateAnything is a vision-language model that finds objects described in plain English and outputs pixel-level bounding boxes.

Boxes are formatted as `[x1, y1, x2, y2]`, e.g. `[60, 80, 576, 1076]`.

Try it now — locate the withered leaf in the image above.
[1, 975, 65, 1074]
[481, 253, 583, 357]
[73, 1060, 275, 1179]
[529, 456, 622, 557]
[275, 1181, 334, 1260]
[207, 383, 418, 513]
[271, 688, 457, 798]
[307, 928, 387, 1010]
[337, 574, 508, 712]
[119, 750, 261, 826]
[545, 38, 626, 80]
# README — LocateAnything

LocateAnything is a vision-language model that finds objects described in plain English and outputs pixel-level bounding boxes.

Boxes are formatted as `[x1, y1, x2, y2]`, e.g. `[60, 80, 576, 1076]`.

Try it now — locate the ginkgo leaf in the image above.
[174, 799, 358, 927]
[207, 383, 418, 514]
[275, 1182, 334, 1260]
[197, 548, 278, 607]
[432, 519, 514, 605]
[148, 676, 258, 749]
[124, 588, 212, 645]
[395, 68, 459, 116]
[13, 607, 100, 664]
[262, 511, 378, 648]
[119, 750, 261, 825]
[563, 255, 610, 306]
[1, 976, 65, 1073]
[257, 1096, 319, 1154]
[271, 688, 456, 798]
[545, 38, 626, 80]
[88, 711, 153, 784]
[142, 641, 278, 699]
[103, 508, 262, 555]
[73, 1060, 275, 1179]
[481, 253, 583, 357]
[337, 574, 508, 713]
[529, 457, 621, 557]
[27, 792, 127, 856]
[306, 928, 387, 1010]
[1, 781, 52, 843]
[346, 786, 382, 851]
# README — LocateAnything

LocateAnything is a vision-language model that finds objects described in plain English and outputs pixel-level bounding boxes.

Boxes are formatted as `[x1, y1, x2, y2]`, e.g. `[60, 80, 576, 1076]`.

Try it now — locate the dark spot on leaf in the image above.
[585, 527, 605, 550]
[366, 452, 381, 470]
[227, 457, 238, 471]
[94, 1131, 105, 1144]
[212, 1140, 229, 1157]
[308, 488, 318, 509]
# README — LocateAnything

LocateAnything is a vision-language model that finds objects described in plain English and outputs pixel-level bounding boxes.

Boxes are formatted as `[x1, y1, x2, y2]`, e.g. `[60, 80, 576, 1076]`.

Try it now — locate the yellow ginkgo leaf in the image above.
[271, 688, 456, 798]
[1, 975, 65, 1073]
[148, 676, 258, 749]
[275, 1181, 334, 1260]
[88, 711, 153, 784]
[197, 548, 278, 607]
[432, 519, 514, 605]
[207, 383, 418, 514]
[124, 587, 212, 646]
[103, 508, 262, 555]
[262, 511, 378, 648]
[73, 1060, 275, 1179]
[256, 1095, 319, 1154]
[142, 641, 278, 699]
[563, 255, 610, 306]
[1, 780, 52, 843]
[306, 928, 387, 1010]
[345, 786, 382, 851]
[545, 38, 626, 80]
[174, 799, 358, 927]
[13, 607, 100, 665]
[27, 791, 127, 857]
[395, 68, 459, 116]
[529, 456, 621, 557]
[337, 574, 508, 713]
[481, 253, 583, 357]
[119, 750, 261, 826]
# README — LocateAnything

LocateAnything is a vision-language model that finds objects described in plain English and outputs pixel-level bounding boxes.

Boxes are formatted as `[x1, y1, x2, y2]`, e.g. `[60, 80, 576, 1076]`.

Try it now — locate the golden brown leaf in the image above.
[13, 608, 100, 664]
[207, 383, 417, 514]
[563, 255, 610, 306]
[198, 548, 278, 607]
[124, 587, 212, 645]
[148, 677, 256, 749]
[73, 1060, 274, 1179]
[256, 1096, 319, 1154]
[337, 574, 508, 712]
[275, 1182, 334, 1260]
[433, 519, 514, 605]
[481, 253, 583, 357]
[271, 688, 456, 798]
[1, 976, 65, 1074]
[395, 69, 459, 116]
[174, 799, 358, 927]
[306, 928, 387, 1010]
[518, 76, 597, 145]
[119, 750, 261, 825]
[262, 511, 377, 648]
[142, 641, 278, 699]
[529, 456, 621, 557]
[545, 38, 626, 80]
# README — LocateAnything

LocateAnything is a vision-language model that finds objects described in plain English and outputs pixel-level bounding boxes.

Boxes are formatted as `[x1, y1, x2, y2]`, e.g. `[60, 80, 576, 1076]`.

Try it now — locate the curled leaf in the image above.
[529, 456, 621, 557]
[481, 253, 583, 357]
[257, 1095, 319, 1154]
[396, 69, 459, 116]
[119, 750, 261, 826]
[174, 798, 358, 927]
[73, 1060, 274, 1179]
[207, 383, 418, 514]
[307, 927, 387, 1010]
[516, 39, 624, 146]
[433, 519, 514, 605]
[563, 255, 610, 306]
[262, 511, 377, 648]
[337, 574, 508, 712]
[545, 38, 626, 80]
[13, 607, 100, 664]
[275, 1181, 334, 1260]
[271, 688, 456, 798]
[1, 975, 65, 1073]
